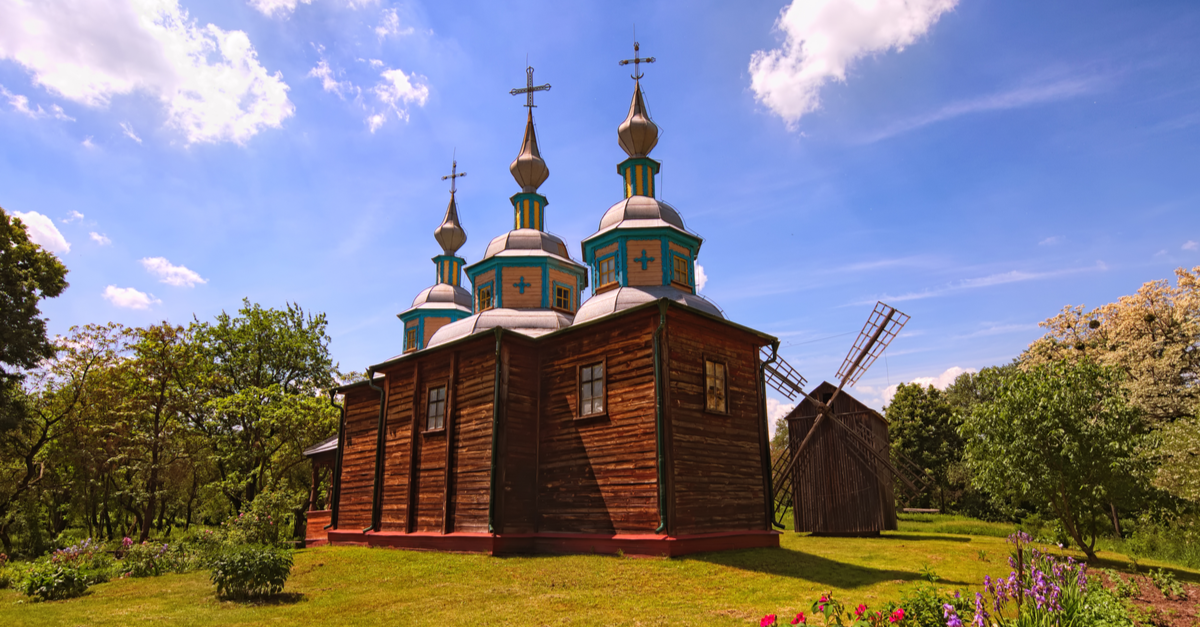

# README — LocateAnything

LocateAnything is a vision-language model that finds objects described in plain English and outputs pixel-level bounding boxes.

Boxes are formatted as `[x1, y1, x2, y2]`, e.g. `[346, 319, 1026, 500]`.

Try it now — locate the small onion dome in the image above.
[618, 81, 659, 158]
[427, 308, 573, 348]
[482, 228, 573, 261]
[510, 109, 549, 193]
[596, 195, 688, 236]
[573, 286, 723, 326]
[409, 283, 472, 311]
[434, 193, 467, 255]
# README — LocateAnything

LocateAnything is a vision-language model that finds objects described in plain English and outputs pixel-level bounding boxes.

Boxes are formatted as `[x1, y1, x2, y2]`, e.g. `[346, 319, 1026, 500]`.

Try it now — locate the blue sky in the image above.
[2, 0, 1198, 419]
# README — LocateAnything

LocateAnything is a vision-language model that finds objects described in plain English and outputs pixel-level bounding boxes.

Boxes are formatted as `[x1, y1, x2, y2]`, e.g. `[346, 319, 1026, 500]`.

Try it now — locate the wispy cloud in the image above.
[375, 8, 413, 38]
[953, 323, 1039, 339]
[1184, 241, 1198, 251]
[103, 285, 160, 309]
[141, 257, 207, 287]
[61, 210, 84, 224]
[1039, 236, 1062, 246]
[834, 255, 938, 273]
[861, 76, 1104, 143]
[89, 232, 111, 245]
[882, 366, 975, 403]
[1, 85, 74, 120]
[855, 262, 1106, 304]
[120, 122, 142, 144]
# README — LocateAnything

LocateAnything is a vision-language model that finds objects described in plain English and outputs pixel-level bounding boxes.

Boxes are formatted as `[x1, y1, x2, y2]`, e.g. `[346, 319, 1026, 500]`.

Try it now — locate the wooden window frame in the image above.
[476, 281, 495, 312]
[596, 253, 618, 293]
[552, 283, 573, 313]
[670, 253, 692, 292]
[424, 383, 448, 433]
[703, 356, 729, 415]
[577, 358, 607, 419]
[404, 326, 418, 353]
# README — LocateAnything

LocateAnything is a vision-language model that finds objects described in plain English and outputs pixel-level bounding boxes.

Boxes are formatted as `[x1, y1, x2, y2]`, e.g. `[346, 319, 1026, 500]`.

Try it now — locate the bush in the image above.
[222, 490, 296, 547]
[121, 541, 194, 577]
[179, 527, 225, 568]
[893, 583, 971, 627]
[15, 560, 89, 601]
[49, 538, 114, 584]
[209, 545, 293, 599]
[0, 565, 14, 590]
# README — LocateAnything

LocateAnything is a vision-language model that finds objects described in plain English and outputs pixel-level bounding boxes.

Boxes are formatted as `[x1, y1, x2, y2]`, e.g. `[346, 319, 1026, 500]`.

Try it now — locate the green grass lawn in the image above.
[3, 523, 1197, 626]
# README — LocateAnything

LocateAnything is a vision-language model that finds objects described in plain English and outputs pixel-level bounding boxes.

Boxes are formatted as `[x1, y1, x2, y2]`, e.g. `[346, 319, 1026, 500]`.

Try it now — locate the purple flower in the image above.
[943, 604, 964, 627]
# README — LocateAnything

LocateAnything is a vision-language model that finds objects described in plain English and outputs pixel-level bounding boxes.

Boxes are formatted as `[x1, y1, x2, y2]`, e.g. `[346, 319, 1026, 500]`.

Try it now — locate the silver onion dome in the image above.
[510, 109, 549, 192]
[481, 228, 573, 261]
[409, 283, 472, 310]
[573, 286, 723, 325]
[434, 193, 467, 255]
[617, 81, 659, 158]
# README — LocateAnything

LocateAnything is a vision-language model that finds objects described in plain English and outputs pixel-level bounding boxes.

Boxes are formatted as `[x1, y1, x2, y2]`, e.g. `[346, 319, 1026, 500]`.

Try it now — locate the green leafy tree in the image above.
[0, 208, 69, 431]
[960, 359, 1148, 560]
[885, 383, 960, 510]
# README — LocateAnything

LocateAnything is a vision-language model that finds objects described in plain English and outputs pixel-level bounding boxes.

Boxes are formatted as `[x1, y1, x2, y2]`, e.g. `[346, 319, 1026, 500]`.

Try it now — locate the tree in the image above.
[0, 208, 69, 431]
[885, 383, 960, 510]
[960, 359, 1148, 561]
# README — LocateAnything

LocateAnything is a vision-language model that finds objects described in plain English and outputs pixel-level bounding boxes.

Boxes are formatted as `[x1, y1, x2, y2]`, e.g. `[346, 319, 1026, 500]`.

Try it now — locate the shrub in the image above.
[222, 490, 296, 547]
[121, 541, 193, 577]
[209, 545, 293, 599]
[15, 560, 89, 601]
[0, 565, 14, 590]
[894, 583, 970, 627]
[49, 537, 114, 584]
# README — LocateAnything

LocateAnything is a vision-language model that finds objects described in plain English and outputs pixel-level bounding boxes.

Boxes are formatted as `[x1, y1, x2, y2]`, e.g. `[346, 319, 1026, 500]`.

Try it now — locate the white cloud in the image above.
[367, 59, 384, 68]
[13, 211, 70, 254]
[89, 232, 111, 245]
[308, 59, 357, 99]
[1, 85, 74, 120]
[120, 122, 142, 144]
[1184, 241, 1198, 251]
[767, 398, 795, 438]
[749, 0, 957, 127]
[375, 8, 413, 38]
[141, 256, 207, 287]
[1039, 236, 1062, 246]
[369, 67, 428, 130]
[881, 366, 974, 404]
[0, 0, 294, 145]
[102, 285, 160, 309]
[861, 77, 1101, 142]
[248, 0, 312, 17]
[81, 136, 95, 148]
[62, 210, 85, 223]
[695, 263, 708, 291]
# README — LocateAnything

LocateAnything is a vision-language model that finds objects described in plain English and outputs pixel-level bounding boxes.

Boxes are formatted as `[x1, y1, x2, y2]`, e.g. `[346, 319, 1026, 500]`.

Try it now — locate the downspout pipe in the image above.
[653, 300, 668, 534]
[759, 341, 781, 529]
[326, 388, 347, 530]
[366, 367, 387, 534]
[487, 327, 504, 534]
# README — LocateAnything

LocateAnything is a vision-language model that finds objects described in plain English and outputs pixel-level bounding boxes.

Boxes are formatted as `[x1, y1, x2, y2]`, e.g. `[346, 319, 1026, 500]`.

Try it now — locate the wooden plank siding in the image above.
[497, 337, 540, 534]
[334, 385, 382, 531]
[665, 309, 772, 535]
[786, 382, 897, 534]
[536, 310, 661, 534]
[449, 338, 497, 533]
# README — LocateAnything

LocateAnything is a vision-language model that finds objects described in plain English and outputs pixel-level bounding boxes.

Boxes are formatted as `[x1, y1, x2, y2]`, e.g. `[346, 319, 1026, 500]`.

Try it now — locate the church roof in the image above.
[573, 285, 723, 325]
[426, 308, 573, 348]
[409, 283, 472, 310]
[480, 228, 575, 263]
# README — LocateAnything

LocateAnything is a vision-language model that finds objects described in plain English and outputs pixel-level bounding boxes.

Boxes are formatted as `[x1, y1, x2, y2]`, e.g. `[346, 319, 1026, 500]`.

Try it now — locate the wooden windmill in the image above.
[761, 301, 932, 533]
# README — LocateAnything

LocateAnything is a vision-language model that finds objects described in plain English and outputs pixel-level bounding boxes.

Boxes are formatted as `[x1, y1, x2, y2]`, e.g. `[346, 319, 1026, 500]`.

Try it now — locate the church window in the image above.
[477, 282, 494, 311]
[705, 359, 727, 414]
[405, 327, 418, 352]
[426, 385, 447, 431]
[598, 255, 617, 287]
[672, 255, 690, 287]
[554, 285, 572, 311]
[579, 361, 605, 417]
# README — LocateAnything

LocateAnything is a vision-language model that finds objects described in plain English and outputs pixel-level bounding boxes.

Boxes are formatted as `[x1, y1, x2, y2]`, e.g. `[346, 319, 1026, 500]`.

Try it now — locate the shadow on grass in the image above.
[219, 592, 306, 606]
[881, 533, 973, 543]
[684, 546, 968, 589]
[1088, 557, 1200, 585]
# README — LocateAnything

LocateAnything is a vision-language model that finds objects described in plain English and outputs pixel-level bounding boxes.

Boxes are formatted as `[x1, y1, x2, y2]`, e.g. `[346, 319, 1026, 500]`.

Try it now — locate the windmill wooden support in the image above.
[763, 301, 929, 535]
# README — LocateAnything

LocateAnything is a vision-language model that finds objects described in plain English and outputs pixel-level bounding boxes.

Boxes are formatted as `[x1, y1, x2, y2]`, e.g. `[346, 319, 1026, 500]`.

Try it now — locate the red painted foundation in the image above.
[323, 529, 779, 556]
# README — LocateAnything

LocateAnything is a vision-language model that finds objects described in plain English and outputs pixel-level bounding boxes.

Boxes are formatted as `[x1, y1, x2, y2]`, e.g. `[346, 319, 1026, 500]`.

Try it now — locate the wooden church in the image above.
[304, 57, 789, 556]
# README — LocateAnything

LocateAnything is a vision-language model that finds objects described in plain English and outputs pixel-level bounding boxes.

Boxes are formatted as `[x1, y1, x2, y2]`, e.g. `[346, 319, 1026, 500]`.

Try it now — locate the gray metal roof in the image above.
[302, 434, 338, 457]
[573, 285, 723, 325]
[405, 283, 472, 311]
[584, 196, 697, 244]
[427, 308, 573, 348]
[481, 228, 580, 264]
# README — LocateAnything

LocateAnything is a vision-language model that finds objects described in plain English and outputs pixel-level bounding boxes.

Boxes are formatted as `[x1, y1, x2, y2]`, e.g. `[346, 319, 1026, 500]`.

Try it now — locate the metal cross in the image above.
[618, 41, 655, 80]
[442, 159, 466, 194]
[510, 66, 550, 109]
[513, 276, 531, 294]
[633, 249, 655, 270]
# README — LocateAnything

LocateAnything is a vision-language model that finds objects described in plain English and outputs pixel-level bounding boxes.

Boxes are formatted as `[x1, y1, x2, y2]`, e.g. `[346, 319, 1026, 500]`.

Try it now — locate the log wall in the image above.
[666, 310, 771, 535]
[334, 385, 382, 531]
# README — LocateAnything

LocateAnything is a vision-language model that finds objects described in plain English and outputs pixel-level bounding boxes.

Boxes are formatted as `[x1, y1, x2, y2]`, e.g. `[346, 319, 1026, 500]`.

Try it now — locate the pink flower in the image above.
[855, 604, 867, 616]
[820, 595, 828, 603]
[890, 607, 906, 623]
[817, 605, 825, 613]
[790, 612, 806, 624]
[760, 614, 777, 626]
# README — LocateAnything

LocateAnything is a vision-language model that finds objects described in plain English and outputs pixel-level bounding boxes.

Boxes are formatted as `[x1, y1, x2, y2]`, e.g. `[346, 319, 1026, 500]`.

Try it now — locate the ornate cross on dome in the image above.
[513, 276, 531, 294]
[634, 249, 655, 270]
[442, 159, 466, 194]
[510, 66, 551, 109]
[618, 41, 655, 80]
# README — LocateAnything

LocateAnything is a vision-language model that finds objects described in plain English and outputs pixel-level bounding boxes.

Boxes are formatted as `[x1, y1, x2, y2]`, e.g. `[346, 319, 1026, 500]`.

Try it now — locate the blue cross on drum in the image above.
[513, 276, 531, 294]
[634, 249, 655, 271]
